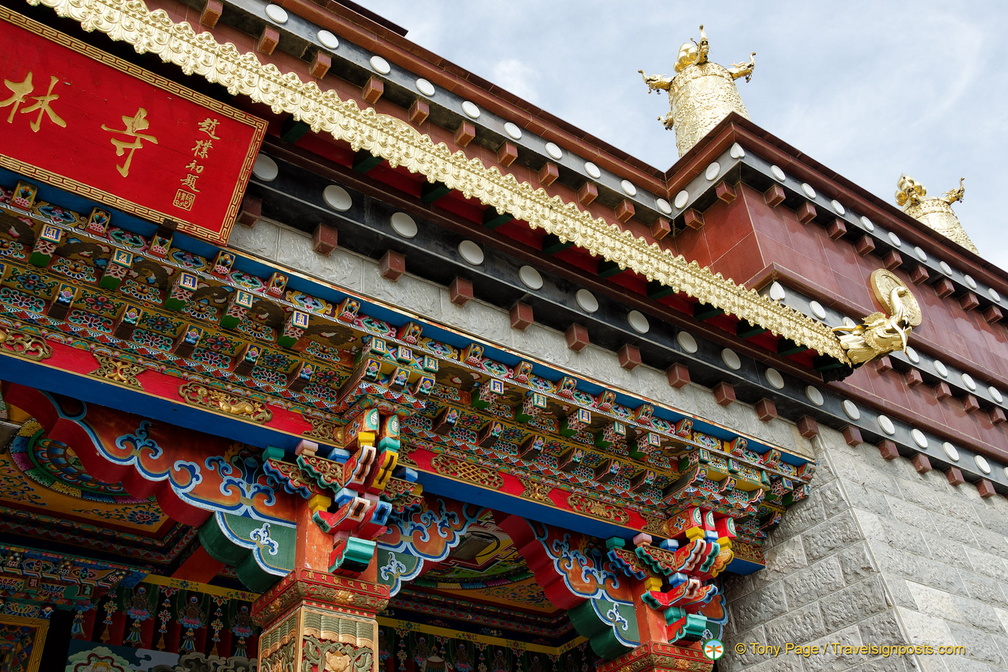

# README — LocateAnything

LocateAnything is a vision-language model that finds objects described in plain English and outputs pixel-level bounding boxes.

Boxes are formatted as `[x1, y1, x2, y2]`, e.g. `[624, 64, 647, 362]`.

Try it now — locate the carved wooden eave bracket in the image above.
[22, 0, 852, 365]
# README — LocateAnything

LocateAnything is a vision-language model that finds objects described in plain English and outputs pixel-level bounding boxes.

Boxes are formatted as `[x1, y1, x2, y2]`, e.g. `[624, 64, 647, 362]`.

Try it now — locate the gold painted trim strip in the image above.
[22, 0, 847, 362]
[142, 573, 261, 601]
[377, 616, 588, 655]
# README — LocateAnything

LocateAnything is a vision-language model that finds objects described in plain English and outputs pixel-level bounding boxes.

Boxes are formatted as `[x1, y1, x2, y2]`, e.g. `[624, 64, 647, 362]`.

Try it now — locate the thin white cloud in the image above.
[491, 59, 540, 102]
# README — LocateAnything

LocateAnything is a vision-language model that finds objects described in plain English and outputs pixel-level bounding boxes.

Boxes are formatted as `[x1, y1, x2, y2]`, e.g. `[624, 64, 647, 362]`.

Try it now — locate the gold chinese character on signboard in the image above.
[198, 117, 221, 139]
[1, 71, 67, 132]
[102, 107, 158, 177]
[192, 139, 213, 159]
[0, 73, 31, 121]
[180, 174, 200, 192]
[185, 161, 204, 174]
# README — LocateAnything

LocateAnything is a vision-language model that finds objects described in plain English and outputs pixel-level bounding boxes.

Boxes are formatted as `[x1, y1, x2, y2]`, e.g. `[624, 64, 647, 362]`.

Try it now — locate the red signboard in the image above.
[0, 8, 266, 245]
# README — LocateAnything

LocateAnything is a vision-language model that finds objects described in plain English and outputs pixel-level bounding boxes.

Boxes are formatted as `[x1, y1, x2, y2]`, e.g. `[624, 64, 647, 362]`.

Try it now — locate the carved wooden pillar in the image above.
[253, 404, 399, 672]
[252, 568, 389, 672]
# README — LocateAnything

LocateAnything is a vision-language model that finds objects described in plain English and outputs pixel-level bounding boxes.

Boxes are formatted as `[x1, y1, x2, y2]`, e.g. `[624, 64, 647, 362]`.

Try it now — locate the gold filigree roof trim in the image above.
[23, 0, 847, 362]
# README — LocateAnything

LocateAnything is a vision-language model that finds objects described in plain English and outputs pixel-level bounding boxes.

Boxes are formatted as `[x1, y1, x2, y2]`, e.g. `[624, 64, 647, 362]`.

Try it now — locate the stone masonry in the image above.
[722, 426, 1008, 672]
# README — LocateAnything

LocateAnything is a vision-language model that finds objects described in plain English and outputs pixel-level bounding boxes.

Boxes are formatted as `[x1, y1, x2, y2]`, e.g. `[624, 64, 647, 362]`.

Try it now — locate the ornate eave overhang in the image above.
[21, 0, 848, 364]
[0, 175, 816, 573]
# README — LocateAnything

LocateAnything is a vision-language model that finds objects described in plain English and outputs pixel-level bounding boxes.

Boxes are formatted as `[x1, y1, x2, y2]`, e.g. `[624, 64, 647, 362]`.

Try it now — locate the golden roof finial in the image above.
[896, 175, 977, 253]
[640, 26, 755, 157]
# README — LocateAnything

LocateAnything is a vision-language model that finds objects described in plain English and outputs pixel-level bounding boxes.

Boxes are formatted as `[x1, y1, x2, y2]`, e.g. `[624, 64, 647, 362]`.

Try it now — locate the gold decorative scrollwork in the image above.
[0, 326, 52, 361]
[567, 494, 630, 524]
[641, 511, 668, 536]
[518, 477, 552, 502]
[20, 0, 848, 363]
[383, 477, 415, 500]
[431, 454, 503, 489]
[178, 382, 273, 423]
[90, 353, 145, 388]
[397, 442, 417, 467]
[300, 412, 342, 444]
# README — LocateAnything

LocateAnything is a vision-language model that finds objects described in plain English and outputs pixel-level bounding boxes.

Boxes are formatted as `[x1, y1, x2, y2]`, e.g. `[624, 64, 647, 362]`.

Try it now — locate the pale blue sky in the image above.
[360, 1, 1008, 273]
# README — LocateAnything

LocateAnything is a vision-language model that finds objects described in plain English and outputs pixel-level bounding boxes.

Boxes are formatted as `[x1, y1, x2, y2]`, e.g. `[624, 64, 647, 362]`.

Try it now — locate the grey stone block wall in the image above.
[722, 426, 1008, 672]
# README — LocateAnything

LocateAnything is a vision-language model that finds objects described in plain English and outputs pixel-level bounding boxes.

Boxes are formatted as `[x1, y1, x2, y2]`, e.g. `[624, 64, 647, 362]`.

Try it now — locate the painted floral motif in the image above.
[183, 301, 218, 321]
[229, 269, 264, 291]
[0, 287, 45, 313]
[428, 384, 460, 402]
[9, 270, 56, 294]
[311, 368, 344, 387]
[479, 579, 552, 609]
[0, 239, 26, 259]
[72, 503, 163, 526]
[198, 334, 236, 353]
[647, 451, 672, 470]
[258, 352, 291, 371]
[304, 340, 342, 362]
[288, 291, 331, 315]
[304, 384, 338, 403]
[78, 291, 118, 315]
[192, 348, 232, 369]
[108, 227, 146, 250]
[67, 309, 113, 333]
[119, 279, 162, 303]
[251, 367, 286, 386]
[51, 256, 97, 283]
[236, 318, 273, 340]
[140, 313, 181, 335]
[132, 329, 174, 351]
[170, 249, 209, 270]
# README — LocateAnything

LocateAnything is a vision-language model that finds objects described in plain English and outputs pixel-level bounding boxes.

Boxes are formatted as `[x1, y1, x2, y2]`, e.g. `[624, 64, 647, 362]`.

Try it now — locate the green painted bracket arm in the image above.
[198, 512, 295, 593]
[569, 598, 639, 660]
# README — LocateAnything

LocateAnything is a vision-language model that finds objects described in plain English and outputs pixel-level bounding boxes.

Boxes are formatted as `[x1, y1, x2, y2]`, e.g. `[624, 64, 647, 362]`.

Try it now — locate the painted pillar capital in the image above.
[252, 569, 390, 672]
[597, 641, 714, 672]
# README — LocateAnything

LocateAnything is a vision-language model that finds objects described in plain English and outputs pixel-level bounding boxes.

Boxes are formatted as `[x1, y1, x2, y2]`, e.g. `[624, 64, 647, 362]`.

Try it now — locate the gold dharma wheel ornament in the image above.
[832, 269, 923, 367]
[869, 269, 922, 327]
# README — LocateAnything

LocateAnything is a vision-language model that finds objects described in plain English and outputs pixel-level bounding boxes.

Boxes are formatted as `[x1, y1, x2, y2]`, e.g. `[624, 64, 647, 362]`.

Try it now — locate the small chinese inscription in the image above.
[174, 117, 221, 212]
